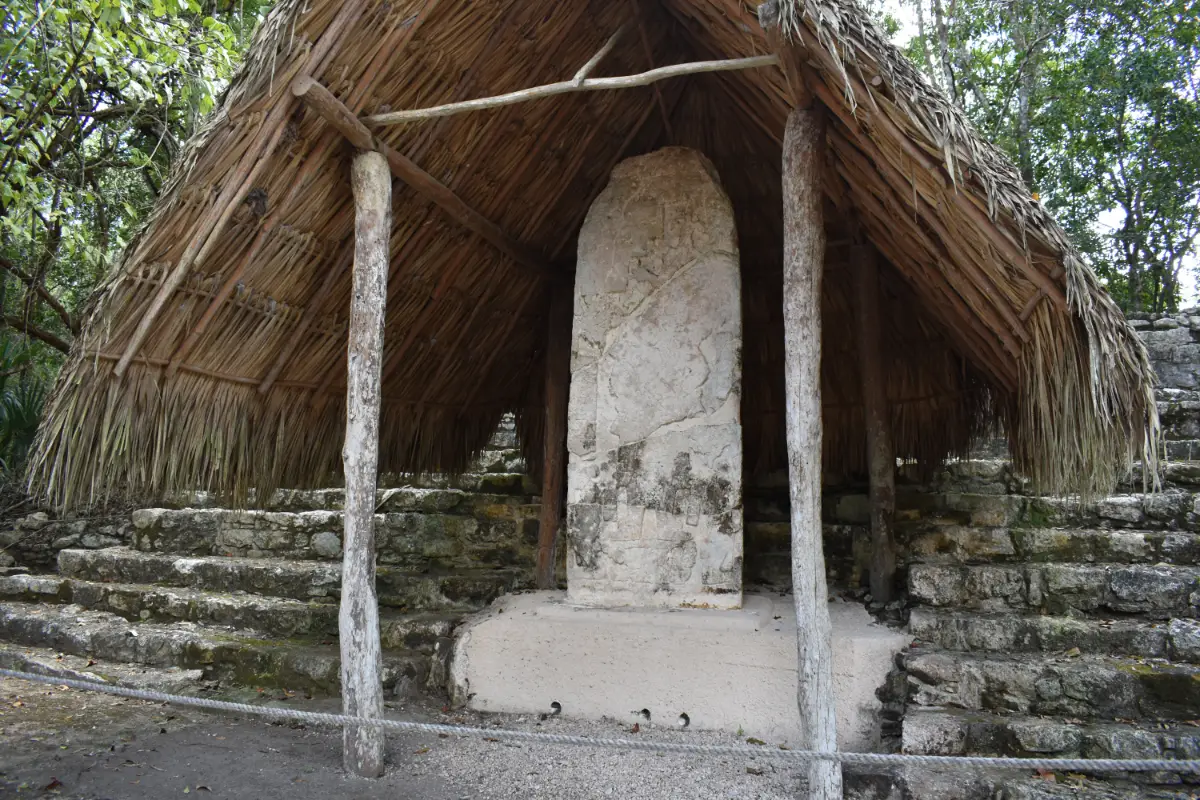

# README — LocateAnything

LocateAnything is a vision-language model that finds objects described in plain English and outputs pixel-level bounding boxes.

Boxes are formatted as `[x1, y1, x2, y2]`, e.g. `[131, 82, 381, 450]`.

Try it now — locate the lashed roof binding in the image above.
[29, 0, 1160, 509]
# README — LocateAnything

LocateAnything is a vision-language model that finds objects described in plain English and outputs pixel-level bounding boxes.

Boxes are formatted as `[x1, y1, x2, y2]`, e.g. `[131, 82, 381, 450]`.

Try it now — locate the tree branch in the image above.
[0, 255, 77, 335]
[3, 315, 71, 354]
[363, 55, 779, 126]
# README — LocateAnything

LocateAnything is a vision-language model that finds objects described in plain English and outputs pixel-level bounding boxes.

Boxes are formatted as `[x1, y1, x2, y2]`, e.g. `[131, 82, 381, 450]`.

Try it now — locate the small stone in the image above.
[51, 534, 81, 550]
[0, 550, 14, 568]
[17, 512, 50, 531]
[744, 761, 770, 776]
[311, 531, 342, 558]
[1153, 317, 1180, 330]
[1168, 618, 1200, 661]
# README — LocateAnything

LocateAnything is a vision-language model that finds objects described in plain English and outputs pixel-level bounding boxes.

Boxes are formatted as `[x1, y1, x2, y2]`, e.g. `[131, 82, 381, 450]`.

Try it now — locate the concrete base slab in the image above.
[449, 590, 910, 751]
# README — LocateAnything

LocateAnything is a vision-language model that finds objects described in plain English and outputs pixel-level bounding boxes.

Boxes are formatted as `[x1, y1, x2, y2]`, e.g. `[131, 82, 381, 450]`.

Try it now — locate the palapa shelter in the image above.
[27, 0, 1162, 785]
[31, 0, 1157, 511]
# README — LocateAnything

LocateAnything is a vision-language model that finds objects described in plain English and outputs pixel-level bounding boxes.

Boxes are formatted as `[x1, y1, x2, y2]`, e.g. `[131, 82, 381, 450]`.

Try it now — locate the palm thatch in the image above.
[29, 0, 1159, 509]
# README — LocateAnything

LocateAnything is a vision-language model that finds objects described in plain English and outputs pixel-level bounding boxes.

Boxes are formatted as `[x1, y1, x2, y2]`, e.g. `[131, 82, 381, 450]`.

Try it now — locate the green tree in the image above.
[903, 0, 1200, 312]
[0, 0, 268, 469]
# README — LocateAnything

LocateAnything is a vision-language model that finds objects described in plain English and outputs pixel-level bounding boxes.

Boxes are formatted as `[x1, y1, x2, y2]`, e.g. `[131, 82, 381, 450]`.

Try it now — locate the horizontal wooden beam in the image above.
[361, 55, 779, 126]
[290, 77, 557, 280]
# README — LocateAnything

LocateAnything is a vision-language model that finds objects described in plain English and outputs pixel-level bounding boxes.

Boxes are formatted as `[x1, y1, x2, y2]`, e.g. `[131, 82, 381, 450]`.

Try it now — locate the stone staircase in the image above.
[892, 396, 1200, 798]
[0, 436, 539, 701]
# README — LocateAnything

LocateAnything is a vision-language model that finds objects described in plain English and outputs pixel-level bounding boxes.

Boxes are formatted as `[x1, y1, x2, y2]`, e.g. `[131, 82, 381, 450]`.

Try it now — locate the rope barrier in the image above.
[2, 667, 1198, 774]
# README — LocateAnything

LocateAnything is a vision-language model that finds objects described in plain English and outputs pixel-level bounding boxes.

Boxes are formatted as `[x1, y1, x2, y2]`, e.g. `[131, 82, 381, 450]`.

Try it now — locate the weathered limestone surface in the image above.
[566, 147, 743, 609]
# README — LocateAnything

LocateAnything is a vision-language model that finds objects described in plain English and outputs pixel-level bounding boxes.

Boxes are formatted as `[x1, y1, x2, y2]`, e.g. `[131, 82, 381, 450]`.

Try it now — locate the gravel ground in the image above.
[407, 710, 809, 799]
[0, 676, 811, 799]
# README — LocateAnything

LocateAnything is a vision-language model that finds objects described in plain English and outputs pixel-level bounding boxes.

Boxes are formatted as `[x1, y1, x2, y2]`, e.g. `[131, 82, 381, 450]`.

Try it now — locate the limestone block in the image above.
[451, 591, 910, 751]
[311, 531, 342, 558]
[1168, 618, 1200, 661]
[565, 147, 742, 609]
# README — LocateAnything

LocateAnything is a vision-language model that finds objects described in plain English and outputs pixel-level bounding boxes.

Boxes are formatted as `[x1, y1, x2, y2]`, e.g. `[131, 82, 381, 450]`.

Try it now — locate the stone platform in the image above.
[448, 590, 910, 751]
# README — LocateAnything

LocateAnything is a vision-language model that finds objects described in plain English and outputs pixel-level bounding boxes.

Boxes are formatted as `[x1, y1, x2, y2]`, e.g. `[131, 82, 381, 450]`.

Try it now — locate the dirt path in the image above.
[0, 678, 809, 799]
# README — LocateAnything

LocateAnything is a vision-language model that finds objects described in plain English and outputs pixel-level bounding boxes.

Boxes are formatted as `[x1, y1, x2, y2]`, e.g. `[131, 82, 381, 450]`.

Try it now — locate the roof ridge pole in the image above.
[341, 149, 391, 779]
[767, 0, 841, 793]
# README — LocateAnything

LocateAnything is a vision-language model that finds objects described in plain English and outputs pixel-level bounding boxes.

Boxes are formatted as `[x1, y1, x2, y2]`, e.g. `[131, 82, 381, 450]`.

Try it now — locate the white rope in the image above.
[2, 667, 1197, 774]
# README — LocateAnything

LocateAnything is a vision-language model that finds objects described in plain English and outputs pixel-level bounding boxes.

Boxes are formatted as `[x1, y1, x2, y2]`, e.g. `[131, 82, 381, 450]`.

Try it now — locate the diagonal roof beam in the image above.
[161, 0, 442, 378]
[292, 77, 558, 280]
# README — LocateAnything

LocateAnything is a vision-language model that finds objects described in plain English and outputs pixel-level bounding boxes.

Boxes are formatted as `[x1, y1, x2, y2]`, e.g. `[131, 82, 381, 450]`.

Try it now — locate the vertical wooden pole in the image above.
[535, 279, 573, 589]
[341, 150, 390, 778]
[853, 243, 896, 605]
[782, 107, 841, 798]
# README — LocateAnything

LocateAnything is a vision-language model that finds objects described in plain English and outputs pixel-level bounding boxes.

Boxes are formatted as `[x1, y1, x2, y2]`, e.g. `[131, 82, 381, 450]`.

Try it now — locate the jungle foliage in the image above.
[0, 0, 268, 469]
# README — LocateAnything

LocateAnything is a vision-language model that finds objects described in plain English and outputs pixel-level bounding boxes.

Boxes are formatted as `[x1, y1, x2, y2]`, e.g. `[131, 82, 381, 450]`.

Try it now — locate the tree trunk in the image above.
[912, 0, 935, 81]
[535, 278, 573, 589]
[341, 150, 390, 779]
[1010, 0, 1040, 187]
[931, 0, 957, 103]
[782, 106, 841, 799]
[852, 244, 896, 605]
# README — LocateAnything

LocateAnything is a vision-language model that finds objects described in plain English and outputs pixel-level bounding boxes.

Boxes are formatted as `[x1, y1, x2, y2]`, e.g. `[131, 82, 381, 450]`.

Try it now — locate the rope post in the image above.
[781, 102, 841, 799]
[341, 149, 391, 778]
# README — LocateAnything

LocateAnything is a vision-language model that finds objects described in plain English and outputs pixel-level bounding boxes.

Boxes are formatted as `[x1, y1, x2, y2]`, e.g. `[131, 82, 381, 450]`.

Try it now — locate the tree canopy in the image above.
[0, 0, 267, 468]
[904, 0, 1200, 312]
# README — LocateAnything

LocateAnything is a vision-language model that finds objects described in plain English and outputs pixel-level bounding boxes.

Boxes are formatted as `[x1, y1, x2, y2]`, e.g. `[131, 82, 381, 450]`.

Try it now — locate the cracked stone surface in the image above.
[565, 147, 743, 609]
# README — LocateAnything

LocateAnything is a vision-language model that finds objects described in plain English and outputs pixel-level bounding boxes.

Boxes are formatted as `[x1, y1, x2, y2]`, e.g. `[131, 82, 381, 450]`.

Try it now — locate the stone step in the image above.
[908, 526, 1200, 566]
[909, 609, 1200, 662]
[908, 562, 1200, 618]
[1166, 440, 1200, 462]
[0, 573, 456, 650]
[130, 502, 538, 570]
[996, 777, 1198, 799]
[0, 640, 206, 695]
[902, 707, 1200, 764]
[165, 465, 536, 510]
[825, 487, 1199, 531]
[58, 548, 523, 610]
[0, 601, 431, 697]
[903, 649, 1200, 721]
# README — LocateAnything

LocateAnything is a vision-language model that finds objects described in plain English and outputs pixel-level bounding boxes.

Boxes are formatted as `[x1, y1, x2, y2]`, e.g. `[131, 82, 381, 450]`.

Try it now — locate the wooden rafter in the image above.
[110, 0, 370, 379]
[259, 2, 556, 395]
[291, 77, 557, 279]
[629, 0, 674, 141]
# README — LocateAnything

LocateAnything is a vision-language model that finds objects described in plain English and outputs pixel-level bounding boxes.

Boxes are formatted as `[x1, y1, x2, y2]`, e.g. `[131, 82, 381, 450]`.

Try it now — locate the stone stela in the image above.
[564, 147, 744, 610]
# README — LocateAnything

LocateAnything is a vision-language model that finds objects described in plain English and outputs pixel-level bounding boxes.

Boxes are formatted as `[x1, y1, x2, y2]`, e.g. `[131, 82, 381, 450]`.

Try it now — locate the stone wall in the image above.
[565, 147, 744, 609]
[1127, 307, 1200, 390]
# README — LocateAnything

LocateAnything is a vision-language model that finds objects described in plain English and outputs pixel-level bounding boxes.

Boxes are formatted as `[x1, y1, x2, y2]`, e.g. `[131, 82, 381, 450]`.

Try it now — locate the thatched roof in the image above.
[30, 0, 1160, 509]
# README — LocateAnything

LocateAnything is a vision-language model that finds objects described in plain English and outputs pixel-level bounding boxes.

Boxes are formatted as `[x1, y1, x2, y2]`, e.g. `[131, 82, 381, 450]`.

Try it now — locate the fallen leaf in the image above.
[414, 747, 430, 755]
[437, 733, 449, 739]
[746, 737, 766, 746]
[43, 777, 63, 791]
[630, 723, 640, 734]
[1036, 769, 1057, 783]
[483, 737, 499, 743]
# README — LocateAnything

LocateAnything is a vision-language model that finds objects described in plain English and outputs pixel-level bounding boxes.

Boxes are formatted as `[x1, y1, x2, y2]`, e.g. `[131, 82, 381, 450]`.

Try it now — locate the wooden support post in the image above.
[341, 150, 390, 778]
[781, 106, 841, 798]
[852, 243, 896, 605]
[535, 279, 573, 589]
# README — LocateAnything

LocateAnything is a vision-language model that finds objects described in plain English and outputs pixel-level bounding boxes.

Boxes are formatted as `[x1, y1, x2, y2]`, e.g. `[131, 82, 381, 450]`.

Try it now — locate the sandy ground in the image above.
[0, 677, 813, 799]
